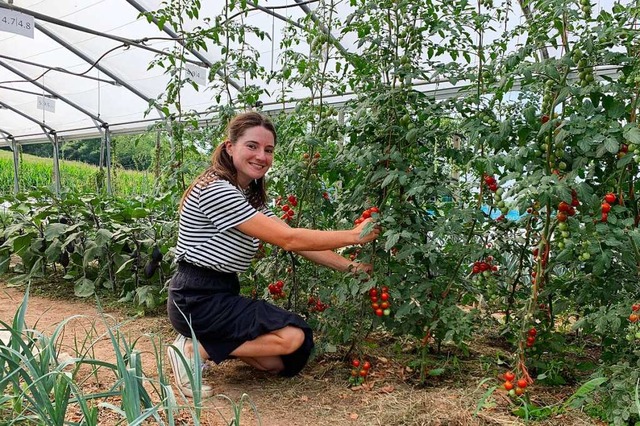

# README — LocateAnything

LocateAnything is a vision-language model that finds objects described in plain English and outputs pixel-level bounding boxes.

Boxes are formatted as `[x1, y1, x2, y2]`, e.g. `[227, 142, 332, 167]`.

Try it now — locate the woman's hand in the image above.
[353, 218, 381, 244]
[348, 261, 373, 276]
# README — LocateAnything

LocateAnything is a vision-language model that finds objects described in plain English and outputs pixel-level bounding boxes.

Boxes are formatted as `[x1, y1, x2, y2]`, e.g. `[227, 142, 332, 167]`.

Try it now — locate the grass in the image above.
[0, 150, 156, 197]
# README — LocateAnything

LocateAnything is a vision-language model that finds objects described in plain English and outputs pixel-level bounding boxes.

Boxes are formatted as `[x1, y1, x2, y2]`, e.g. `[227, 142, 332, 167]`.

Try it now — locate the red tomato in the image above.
[528, 328, 537, 337]
[352, 359, 360, 368]
[517, 379, 528, 389]
[362, 210, 371, 219]
[359, 369, 368, 377]
[601, 202, 611, 213]
[381, 286, 389, 292]
[375, 309, 383, 317]
[558, 201, 570, 212]
[370, 207, 379, 213]
[369, 288, 378, 297]
[604, 193, 616, 203]
[380, 301, 389, 309]
[504, 371, 515, 382]
[363, 361, 371, 370]
[504, 381, 514, 391]
[380, 293, 389, 301]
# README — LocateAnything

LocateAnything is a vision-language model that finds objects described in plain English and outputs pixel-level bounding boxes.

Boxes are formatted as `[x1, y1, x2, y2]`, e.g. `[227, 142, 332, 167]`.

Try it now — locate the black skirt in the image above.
[167, 261, 314, 377]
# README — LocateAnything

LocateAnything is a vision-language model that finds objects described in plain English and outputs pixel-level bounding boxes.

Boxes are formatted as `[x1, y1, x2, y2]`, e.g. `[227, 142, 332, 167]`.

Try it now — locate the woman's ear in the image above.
[224, 140, 233, 156]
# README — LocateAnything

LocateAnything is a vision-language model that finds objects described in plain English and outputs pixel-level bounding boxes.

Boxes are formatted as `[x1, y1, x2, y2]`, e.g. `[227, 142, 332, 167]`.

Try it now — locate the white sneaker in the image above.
[167, 334, 213, 398]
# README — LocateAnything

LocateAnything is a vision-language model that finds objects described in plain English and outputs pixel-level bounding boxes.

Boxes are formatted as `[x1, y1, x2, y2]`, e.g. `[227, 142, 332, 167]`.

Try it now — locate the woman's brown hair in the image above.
[179, 111, 277, 210]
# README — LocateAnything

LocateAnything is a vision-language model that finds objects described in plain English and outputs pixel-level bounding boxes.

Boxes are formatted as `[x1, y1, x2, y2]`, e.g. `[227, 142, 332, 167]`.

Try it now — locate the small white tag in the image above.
[185, 63, 207, 86]
[37, 96, 55, 113]
[0, 9, 35, 39]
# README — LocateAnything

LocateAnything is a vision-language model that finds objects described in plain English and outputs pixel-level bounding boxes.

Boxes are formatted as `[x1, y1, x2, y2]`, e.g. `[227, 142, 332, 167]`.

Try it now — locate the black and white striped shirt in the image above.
[175, 179, 274, 273]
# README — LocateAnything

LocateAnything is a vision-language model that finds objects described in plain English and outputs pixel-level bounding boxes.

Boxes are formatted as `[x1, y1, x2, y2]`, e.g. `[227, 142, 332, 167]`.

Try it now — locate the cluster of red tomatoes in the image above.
[471, 256, 498, 276]
[503, 370, 529, 396]
[354, 206, 380, 226]
[307, 296, 329, 313]
[276, 194, 298, 222]
[525, 327, 537, 348]
[629, 303, 640, 323]
[483, 174, 499, 192]
[556, 199, 578, 222]
[601, 192, 616, 222]
[349, 359, 372, 384]
[267, 280, 286, 300]
[369, 286, 391, 317]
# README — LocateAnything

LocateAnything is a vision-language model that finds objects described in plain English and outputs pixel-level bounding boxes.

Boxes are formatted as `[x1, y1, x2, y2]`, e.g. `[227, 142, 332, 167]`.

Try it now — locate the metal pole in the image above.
[52, 133, 61, 195]
[11, 139, 19, 194]
[105, 128, 112, 195]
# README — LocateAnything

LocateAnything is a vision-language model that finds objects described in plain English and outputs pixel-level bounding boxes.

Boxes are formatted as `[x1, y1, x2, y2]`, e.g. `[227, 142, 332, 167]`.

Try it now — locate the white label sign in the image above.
[37, 96, 55, 113]
[0, 9, 35, 39]
[185, 63, 207, 86]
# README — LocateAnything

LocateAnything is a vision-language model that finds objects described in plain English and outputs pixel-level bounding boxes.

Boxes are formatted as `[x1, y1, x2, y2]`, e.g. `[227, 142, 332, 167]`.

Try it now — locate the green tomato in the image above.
[383, 309, 391, 316]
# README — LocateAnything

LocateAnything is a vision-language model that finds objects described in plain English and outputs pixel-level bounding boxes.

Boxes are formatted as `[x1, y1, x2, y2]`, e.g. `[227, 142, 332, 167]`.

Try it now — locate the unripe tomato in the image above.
[630, 314, 639, 323]
[515, 387, 525, 396]
[383, 308, 391, 316]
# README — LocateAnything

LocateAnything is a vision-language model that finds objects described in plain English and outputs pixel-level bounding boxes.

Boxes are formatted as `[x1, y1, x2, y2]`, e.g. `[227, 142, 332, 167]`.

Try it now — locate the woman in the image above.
[167, 111, 380, 397]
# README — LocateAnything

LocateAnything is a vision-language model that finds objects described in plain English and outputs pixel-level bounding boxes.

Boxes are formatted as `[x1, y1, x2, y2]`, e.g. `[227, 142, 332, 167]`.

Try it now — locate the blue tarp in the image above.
[481, 205, 522, 221]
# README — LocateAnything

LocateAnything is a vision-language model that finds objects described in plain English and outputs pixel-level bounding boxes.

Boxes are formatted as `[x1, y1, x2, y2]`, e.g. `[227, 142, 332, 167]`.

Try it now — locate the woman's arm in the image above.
[235, 211, 379, 252]
[260, 216, 374, 274]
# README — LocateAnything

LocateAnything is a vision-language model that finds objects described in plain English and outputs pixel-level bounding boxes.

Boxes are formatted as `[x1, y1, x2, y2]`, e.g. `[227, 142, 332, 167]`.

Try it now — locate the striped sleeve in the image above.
[198, 180, 257, 231]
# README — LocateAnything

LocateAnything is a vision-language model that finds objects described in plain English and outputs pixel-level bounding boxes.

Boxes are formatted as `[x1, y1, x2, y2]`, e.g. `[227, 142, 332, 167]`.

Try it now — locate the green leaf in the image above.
[604, 137, 619, 154]
[74, 278, 95, 297]
[563, 377, 607, 409]
[624, 125, 640, 145]
[44, 223, 68, 240]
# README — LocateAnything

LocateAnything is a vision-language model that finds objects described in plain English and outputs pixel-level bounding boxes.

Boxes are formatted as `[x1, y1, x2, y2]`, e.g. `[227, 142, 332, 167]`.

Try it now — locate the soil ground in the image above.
[0, 280, 604, 426]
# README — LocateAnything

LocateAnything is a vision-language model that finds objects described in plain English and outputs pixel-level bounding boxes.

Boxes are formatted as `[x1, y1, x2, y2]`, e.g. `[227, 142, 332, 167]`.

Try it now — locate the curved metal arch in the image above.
[0, 100, 56, 134]
[125, 0, 243, 93]
[0, 2, 207, 67]
[0, 60, 107, 126]
[33, 22, 166, 121]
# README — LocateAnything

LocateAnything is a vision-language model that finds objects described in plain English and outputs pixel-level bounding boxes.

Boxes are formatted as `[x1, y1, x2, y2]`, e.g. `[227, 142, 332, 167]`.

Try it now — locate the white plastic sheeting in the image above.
[0, 0, 314, 145]
[0, 0, 620, 146]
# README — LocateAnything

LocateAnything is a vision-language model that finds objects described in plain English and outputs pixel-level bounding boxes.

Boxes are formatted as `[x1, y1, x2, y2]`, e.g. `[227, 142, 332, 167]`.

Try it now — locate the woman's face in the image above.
[225, 126, 275, 188]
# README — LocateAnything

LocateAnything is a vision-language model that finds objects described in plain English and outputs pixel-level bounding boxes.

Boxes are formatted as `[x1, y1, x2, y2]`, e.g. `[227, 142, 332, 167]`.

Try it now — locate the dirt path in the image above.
[0, 283, 598, 425]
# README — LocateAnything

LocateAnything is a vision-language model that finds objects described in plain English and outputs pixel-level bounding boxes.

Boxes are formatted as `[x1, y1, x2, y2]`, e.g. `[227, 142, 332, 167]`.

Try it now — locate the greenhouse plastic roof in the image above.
[0, 0, 620, 147]
[0, 0, 327, 146]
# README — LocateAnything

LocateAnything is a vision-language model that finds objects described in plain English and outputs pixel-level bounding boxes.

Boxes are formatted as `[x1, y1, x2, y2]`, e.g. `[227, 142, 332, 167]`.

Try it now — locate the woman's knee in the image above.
[279, 326, 305, 354]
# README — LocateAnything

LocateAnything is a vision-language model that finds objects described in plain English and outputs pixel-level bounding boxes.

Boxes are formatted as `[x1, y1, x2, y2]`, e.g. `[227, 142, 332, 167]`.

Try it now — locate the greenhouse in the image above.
[1, 0, 640, 424]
